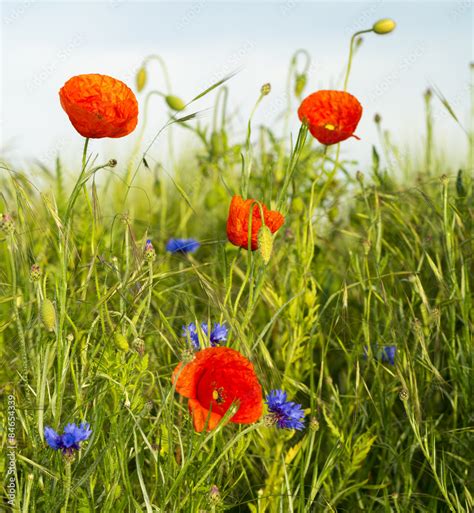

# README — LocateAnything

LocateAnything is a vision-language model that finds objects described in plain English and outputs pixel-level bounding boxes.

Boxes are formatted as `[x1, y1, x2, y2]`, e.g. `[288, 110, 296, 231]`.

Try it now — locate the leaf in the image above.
[189, 70, 239, 104]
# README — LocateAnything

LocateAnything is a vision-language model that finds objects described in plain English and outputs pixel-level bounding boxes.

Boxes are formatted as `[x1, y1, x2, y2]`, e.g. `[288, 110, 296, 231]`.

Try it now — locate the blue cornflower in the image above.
[363, 345, 396, 365]
[44, 422, 92, 454]
[209, 323, 228, 346]
[181, 321, 228, 349]
[265, 390, 305, 430]
[166, 238, 200, 254]
[182, 322, 200, 350]
[380, 345, 396, 365]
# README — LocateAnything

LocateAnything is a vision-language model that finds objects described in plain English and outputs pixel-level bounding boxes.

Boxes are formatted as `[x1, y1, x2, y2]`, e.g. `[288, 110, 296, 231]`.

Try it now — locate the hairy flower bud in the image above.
[372, 18, 396, 35]
[165, 95, 186, 111]
[257, 225, 273, 264]
[294, 74, 307, 98]
[41, 299, 56, 332]
[136, 66, 147, 92]
[114, 332, 129, 352]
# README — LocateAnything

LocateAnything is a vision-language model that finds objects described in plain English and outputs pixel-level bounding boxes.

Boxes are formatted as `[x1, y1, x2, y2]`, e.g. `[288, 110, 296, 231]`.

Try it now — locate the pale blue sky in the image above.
[1, 1, 472, 172]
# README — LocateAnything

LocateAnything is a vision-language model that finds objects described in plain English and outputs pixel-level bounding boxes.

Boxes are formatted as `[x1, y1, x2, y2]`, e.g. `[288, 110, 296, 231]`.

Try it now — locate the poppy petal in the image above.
[188, 398, 223, 432]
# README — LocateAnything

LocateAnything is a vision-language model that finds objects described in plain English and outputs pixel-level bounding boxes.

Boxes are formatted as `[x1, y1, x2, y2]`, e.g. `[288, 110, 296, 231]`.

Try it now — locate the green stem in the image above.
[242, 91, 266, 198]
[61, 460, 72, 513]
[343, 29, 372, 91]
[144, 54, 172, 93]
[57, 137, 89, 421]
[126, 90, 167, 186]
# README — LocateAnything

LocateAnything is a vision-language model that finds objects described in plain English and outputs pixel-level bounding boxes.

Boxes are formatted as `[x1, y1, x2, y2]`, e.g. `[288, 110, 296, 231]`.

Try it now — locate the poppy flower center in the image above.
[324, 123, 336, 130]
[196, 370, 233, 415]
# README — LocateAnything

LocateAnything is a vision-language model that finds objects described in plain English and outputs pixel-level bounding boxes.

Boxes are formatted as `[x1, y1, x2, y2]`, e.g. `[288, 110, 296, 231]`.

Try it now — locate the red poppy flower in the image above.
[172, 347, 263, 432]
[298, 90, 362, 145]
[59, 74, 138, 138]
[226, 195, 284, 251]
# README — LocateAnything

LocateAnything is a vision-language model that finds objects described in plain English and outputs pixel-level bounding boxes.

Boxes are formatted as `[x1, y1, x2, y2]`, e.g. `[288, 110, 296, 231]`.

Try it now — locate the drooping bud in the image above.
[257, 225, 273, 264]
[114, 332, 129, 352]
[107, 159, 117, 168]
[260, 83, 271, 96]
[41, 299, 56, 332]
[30, 264, 42, 282]
[136, 66, 147, 92]
[144, 239, 156, 262]
[165, 95, 186, 111]
[294, 73, 307, 98]
[0, 213, 15, 234]
[372, 18, 396, 35]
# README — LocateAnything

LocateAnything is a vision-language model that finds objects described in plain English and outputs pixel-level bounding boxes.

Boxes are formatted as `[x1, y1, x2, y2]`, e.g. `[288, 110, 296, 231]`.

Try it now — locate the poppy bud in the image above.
[294, 74, 307, 98]
[41, 299, 56, 332]
[261, 83, 271, 96]
[292, 197, 305, 213]
[107, 159, 117, 168]
[165, 95, 186, 111]
[136, 66, 147, 92]
[114, 333, 129, 352]
[374, 113, 382, 124]
[372, 18, 396, 35]
[30, 264, 42, 282]
[257, 226, 273, 264]
[0, 213, 14, 234]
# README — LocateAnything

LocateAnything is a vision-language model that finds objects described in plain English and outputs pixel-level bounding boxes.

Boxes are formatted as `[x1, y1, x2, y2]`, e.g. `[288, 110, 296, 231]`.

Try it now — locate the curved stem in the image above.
[144, 54, 172, 93]
[343, 29, 372, 91]
[242, 91, 266, 198]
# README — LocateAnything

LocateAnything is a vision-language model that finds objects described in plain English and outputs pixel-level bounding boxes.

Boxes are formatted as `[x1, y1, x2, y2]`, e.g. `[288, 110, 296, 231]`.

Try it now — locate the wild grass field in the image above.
[1, 18, 473, 513]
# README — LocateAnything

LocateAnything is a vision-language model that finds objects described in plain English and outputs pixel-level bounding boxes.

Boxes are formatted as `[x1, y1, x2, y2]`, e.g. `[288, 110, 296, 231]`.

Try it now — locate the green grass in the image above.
[1, 50, 473, 512]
